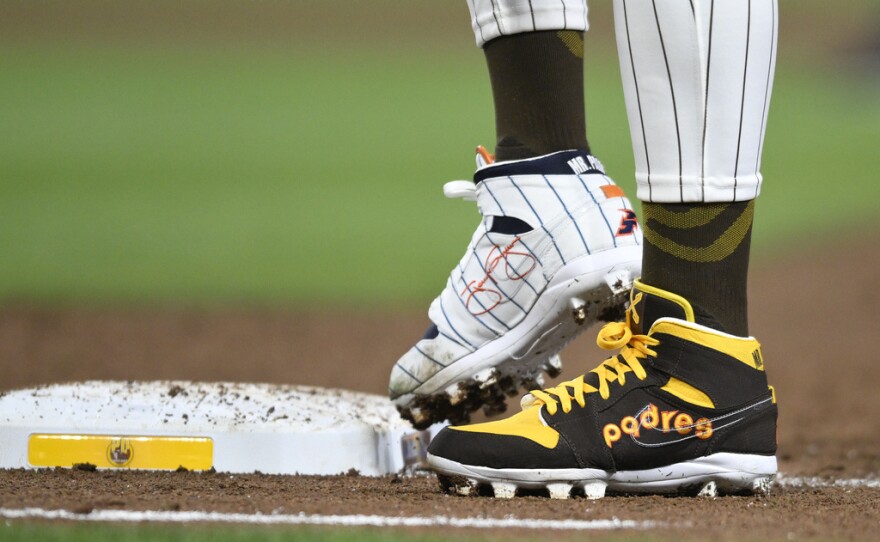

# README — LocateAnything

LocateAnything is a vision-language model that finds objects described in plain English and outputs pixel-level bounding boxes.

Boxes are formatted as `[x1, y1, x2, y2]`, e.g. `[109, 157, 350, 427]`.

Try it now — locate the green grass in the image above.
[1, 43, 878, 307]
[0, 0, 880, 309]
[0, 521, 672, 542]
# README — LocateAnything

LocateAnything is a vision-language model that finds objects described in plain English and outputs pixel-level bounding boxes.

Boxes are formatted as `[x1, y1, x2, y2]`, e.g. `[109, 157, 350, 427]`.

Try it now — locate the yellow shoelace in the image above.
[529, 310, 660, 415]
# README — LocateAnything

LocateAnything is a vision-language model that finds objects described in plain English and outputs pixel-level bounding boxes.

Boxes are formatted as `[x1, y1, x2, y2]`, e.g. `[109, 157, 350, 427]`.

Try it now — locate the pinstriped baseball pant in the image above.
[467, 0, 778, 204]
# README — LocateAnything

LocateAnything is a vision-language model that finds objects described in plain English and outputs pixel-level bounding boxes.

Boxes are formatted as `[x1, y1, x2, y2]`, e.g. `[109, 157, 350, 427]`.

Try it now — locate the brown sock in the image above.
[483, 30, 590, 162]
[640, 201, 755, 336]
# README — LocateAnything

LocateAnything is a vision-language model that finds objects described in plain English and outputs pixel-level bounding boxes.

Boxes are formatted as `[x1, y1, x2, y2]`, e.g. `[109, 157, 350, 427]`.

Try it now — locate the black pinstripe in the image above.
[468, 0, 486, 44]
[489, 0, 503, 36]
[527, 0, 537, 30]
[733, 0, 752, 201]
[652, 0, 684, 200]
[700, 0, 715, 202]
[755, 0, 777, 199]
[561, 0, 568, 29]
[621, 0, 653, 201]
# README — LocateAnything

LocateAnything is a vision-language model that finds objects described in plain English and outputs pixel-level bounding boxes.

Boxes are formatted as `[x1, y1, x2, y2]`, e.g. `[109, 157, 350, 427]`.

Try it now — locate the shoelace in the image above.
[528, 309, 660, 416]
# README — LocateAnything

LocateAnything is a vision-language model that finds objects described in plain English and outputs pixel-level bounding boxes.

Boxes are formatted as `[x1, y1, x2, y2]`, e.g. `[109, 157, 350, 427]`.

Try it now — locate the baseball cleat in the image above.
[390, 147, 643, 428]
[427, 280, 778, 498]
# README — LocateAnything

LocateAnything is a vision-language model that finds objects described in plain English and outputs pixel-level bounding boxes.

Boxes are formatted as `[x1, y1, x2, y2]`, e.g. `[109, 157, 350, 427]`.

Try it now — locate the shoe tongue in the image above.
[629, 281, 696, 335]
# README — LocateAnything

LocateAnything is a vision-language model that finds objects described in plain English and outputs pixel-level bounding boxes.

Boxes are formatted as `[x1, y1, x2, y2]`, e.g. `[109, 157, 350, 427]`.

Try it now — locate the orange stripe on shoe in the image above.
[600, 185, 625, 198]
[476, 145, 495, 165]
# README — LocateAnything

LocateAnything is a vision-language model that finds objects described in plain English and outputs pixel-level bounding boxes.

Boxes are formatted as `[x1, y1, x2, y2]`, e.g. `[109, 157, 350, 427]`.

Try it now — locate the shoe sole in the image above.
[395, 245, 642, 429]
[429, 452, 777, 499]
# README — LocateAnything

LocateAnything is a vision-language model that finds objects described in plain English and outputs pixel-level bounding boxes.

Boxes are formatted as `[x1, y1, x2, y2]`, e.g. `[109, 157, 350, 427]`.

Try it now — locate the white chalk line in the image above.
[0, 507, 658, 531]
[776, 475, 880, 489]
[2, 476, 877, 530]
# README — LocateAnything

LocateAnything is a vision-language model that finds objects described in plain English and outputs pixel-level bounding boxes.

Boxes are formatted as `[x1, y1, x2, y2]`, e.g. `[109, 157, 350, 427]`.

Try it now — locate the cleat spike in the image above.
[445, 384, 466, 406]
[570, 298, 588, 325]
[455, 485, 472, 496]
[604, 269, 633, 294]
[452, 477, 478, 496]
[410, 407, 429, 426]
[544, 355, 563, 378]
[492, 482, 517, 499]
[751, 476, 774, 496]
[581, 481, 607, 500]
[472, 368, 496, 385]
[547, 483, 572, 500]
[697, 480, 718, 498]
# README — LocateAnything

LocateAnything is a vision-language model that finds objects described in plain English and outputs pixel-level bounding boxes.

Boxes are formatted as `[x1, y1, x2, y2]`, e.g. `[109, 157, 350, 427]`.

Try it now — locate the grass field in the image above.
[0, 523, 567, 542]
[2, 8, 878, 307]
[1, 2, 879, 541]
[0, 522, 674, 542]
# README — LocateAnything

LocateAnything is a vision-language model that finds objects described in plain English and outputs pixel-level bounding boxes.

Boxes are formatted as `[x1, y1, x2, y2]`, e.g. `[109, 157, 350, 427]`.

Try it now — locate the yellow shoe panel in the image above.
[450, 406, 560, 449]
[660, 377, 715, 408]
[652, 320, 764, 370]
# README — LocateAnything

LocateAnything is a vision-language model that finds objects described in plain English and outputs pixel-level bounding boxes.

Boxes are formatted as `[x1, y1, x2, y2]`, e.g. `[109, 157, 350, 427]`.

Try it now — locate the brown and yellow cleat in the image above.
[427, 280, 777, 499]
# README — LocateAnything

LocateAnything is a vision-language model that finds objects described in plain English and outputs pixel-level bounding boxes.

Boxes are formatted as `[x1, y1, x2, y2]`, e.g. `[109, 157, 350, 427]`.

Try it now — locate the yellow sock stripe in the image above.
[556, 31, 584, 59]
[642, 201, 754, 263]
[644, 204, 727, 228]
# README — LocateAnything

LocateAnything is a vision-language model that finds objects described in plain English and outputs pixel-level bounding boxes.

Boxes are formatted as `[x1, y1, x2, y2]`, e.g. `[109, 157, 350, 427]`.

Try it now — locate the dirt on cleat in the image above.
[437, 474, 478, 496]
[697, 481, 718, 498]
[597, 293, 628, 322]
[481, 400, 508, 417]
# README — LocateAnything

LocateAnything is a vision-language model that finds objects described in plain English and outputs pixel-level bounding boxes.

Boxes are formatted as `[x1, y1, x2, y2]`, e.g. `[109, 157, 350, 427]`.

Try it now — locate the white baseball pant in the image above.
[466, 0, 779, 204]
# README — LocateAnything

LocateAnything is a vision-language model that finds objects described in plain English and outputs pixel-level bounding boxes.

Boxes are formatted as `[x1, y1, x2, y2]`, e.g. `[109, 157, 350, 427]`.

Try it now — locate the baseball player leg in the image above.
[470, 0, 591, 160]
[613, 0, 778, 335]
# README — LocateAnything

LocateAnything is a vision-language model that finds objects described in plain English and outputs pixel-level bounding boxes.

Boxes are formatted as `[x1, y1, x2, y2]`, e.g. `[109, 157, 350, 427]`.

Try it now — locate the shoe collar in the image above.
[473, 149, 604, 183]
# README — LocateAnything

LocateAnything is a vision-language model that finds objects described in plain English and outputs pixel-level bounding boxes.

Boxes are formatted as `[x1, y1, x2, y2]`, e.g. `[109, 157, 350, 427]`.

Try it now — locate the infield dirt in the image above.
[1, 234, 879, 540]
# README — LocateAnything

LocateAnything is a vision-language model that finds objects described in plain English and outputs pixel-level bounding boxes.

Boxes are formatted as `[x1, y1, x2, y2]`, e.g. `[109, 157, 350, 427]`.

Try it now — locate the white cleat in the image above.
[390, 149, 642, 428]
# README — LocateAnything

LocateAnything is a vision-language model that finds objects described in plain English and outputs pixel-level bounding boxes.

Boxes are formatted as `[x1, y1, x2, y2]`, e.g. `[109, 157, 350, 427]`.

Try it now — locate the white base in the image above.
[0, 381, 442, 475]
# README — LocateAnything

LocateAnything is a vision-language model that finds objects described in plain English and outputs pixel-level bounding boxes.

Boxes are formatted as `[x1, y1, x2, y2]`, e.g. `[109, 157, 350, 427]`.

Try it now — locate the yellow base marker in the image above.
[29, 434, 213, 470]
